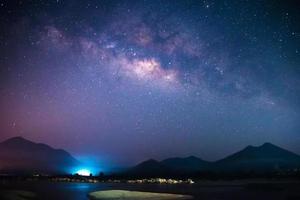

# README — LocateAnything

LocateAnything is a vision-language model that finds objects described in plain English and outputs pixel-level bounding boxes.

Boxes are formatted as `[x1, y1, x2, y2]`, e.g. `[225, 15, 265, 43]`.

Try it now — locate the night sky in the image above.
[0, 0, 299, 170]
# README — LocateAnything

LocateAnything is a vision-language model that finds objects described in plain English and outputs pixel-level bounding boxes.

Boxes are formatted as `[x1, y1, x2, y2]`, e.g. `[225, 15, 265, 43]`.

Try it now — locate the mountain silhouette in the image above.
[161, 156, 211, 172]
[0, 136, 80, 175]
[215, 143, 300, 172]
[127, 156, 211, 177]
[127, 143, 300, 177]
[126, 159, 173, 177]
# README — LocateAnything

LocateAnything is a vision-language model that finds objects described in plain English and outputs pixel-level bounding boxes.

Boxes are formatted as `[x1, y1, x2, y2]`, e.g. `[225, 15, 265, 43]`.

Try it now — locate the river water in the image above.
[0, 181, 299, 200]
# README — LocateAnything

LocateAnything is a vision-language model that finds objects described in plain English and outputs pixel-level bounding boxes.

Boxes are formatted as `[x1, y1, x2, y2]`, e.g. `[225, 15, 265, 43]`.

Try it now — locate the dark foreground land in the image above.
[0, 179, 300, 200]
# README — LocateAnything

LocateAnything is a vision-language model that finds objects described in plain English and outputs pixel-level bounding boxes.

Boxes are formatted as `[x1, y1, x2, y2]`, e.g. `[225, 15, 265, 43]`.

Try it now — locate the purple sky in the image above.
[0, 0, 299, 169]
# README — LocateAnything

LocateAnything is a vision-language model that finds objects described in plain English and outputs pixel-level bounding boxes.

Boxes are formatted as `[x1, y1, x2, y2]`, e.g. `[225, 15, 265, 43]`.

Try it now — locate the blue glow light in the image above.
[70, 155, 105, 176]
[76, 169, 91, 176]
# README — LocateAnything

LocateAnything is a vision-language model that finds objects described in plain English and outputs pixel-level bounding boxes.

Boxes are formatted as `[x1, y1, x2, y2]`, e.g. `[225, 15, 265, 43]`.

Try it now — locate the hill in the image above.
[126, 159, 172, 177]
[214, 143, 300, 172]
[161, 156, 211, 172]
[0, 136, 80, 175]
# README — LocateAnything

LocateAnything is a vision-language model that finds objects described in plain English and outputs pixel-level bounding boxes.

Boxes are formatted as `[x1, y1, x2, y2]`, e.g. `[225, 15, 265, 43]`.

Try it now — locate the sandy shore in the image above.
[88, 190, 193, 200]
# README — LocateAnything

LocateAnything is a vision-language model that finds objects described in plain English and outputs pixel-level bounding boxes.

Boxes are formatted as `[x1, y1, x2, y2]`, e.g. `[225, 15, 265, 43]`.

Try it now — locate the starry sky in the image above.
[0, 0, 299, 169]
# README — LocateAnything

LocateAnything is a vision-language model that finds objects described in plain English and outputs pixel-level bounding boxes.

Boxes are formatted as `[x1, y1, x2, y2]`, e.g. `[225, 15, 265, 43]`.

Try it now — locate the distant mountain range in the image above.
[1, 137, 300, 177]
[0, 137, 80, 175]
[127, 143, 300, 177]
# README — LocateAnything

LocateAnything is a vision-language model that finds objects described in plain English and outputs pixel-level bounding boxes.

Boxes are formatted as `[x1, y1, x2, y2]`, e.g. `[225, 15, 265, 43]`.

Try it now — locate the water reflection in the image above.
[64, 183, 93, 190]
[0, 182, 111, 200]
